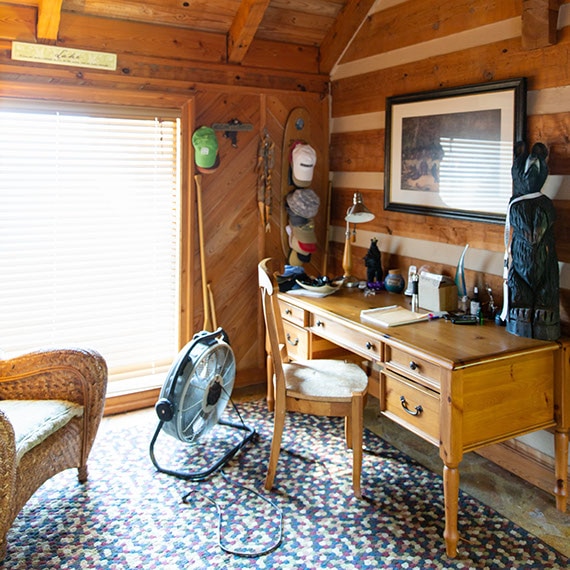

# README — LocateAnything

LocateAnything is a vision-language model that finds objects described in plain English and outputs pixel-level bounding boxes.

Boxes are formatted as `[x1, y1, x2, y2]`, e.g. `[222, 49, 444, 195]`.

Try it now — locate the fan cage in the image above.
[161, 338, 235, 443]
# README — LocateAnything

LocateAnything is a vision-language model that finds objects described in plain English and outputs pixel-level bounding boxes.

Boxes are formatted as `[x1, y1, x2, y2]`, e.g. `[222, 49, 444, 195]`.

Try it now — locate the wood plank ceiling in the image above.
[6, 0, 377, 76]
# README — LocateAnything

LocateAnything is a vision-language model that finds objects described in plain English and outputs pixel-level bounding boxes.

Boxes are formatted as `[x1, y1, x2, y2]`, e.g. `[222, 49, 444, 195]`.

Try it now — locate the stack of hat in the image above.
[291, 143, 316, 187]
[286, 142, 319, 265]
[286, 188, 320, 258]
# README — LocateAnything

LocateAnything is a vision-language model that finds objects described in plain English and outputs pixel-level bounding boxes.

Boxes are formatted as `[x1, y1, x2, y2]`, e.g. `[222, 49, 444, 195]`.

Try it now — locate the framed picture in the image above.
[384, 78, 526, 223]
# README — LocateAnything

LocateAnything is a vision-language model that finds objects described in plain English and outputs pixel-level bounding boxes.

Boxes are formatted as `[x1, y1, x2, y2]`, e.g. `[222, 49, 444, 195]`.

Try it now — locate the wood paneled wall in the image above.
[189, 90, 329, 386]
[0, 9, 330, 390]
[329, 0, 570, 335]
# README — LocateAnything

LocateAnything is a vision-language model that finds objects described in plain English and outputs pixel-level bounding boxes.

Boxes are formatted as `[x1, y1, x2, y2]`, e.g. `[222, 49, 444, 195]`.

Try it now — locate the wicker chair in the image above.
[0, 348, 107, 560]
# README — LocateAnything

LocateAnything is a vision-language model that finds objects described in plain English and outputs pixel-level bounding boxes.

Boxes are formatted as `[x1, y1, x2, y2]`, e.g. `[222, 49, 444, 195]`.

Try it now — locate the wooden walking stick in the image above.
[207, 282, 218, 330]
[195, 174, 212, 331]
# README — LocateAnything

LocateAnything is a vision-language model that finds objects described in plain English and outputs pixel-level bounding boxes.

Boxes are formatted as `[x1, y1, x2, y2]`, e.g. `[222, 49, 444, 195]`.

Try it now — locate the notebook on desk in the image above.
[360, 305, 430, 327]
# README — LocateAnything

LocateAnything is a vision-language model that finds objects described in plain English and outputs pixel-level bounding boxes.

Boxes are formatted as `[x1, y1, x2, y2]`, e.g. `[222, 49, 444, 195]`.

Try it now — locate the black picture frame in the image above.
[384, 78, 527, 224]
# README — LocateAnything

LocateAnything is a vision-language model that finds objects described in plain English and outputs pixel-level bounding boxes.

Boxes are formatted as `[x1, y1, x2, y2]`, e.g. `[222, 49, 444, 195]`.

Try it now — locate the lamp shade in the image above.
[345, 192, 375, 223]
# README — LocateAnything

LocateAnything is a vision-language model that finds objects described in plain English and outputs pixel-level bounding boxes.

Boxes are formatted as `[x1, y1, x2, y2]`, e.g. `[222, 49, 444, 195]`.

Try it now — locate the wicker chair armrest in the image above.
[0, 410, 17, 535]
[0, 348, 108, 458]
[0, 348, 107, 405]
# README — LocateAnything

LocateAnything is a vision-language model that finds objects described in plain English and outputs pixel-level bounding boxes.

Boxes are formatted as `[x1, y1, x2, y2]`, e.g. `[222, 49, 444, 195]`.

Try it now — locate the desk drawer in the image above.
[382, 370, 440, 445]
[310, 314, 381, 361]
[280, 300, 307, 327]
[384, 345, 441, 391]
[282, 321, 310, 360]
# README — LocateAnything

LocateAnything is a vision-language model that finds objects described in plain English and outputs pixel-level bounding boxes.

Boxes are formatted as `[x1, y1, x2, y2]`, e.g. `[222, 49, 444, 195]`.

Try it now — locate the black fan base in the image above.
[149, 418, 256, 481]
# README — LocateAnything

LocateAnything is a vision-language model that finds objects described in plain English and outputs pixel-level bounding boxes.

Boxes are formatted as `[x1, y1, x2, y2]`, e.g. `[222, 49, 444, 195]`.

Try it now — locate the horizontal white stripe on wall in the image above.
[542, 175, 570, 201]
[330, 225, 570, 289]
[331, 171, 384, 190]
[332, 225, 502, 273]
[331, 170, 570, 201]
[331, 111, 385, 133]
[528, 85, 570, 115]
[370, 0, 408, 14]
[332, 18, 521, 80]
[330, 86, 570, 134]
[560, 3, 570, 27]
[333, 4, 570, 82]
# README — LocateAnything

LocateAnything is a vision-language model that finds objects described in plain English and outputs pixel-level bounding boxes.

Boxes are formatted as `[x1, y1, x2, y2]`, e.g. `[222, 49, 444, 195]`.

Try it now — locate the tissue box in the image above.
[418, 272, 458, 312]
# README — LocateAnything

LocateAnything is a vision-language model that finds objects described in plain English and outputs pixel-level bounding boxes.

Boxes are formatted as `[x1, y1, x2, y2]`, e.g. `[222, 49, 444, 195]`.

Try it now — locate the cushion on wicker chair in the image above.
[0, 400, 83, 462]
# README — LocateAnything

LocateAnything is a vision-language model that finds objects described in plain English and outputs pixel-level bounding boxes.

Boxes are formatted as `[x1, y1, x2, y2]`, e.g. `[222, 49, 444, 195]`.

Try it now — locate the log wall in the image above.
[329, 0, 570, 487]
[329, 0, 570, 334]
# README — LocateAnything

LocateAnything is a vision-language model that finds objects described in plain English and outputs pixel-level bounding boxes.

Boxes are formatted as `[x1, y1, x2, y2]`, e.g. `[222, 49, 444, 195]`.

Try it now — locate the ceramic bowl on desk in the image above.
[294, 280, 340, 297]
[384, 270, 405, 293]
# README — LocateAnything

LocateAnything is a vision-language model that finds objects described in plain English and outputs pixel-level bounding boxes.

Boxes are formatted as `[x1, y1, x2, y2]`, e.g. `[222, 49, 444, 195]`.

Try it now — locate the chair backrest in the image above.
[258, 258, 288, 401]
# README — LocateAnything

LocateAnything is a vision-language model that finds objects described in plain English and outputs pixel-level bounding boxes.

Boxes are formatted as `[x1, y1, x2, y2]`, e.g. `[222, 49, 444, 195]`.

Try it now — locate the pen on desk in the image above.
[428, 313, 440, 320]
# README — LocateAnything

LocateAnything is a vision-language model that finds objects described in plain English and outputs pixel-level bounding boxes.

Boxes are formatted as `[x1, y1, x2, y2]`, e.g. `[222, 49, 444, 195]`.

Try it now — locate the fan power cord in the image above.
[182, 469, 283, 558]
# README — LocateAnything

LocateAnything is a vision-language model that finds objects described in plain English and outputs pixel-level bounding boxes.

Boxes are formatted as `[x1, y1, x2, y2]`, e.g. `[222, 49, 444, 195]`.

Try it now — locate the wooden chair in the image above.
[258, 258, 368, 498]
[0, 348, 107, 560]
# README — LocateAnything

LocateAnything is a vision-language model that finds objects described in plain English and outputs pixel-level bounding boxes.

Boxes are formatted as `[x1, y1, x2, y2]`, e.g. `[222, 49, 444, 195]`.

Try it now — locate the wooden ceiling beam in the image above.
[37, 0, 63, 43]
[522, 0, 562, 50]
[318, 0, 376, 74]
[227, 0, 271, 64]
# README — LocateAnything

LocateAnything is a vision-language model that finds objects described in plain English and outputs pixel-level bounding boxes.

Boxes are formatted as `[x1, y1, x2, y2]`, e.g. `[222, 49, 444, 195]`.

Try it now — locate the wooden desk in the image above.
[276, 288, 569, 558]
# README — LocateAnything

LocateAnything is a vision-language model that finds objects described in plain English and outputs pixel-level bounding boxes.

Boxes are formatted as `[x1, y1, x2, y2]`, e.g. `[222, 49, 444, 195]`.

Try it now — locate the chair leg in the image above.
[265, 405, 286, 491]
[78, 465, 88, 483]
[351, 393, 364, 499]
[345, 415, 353, 449]
[266, 353, 275, 412]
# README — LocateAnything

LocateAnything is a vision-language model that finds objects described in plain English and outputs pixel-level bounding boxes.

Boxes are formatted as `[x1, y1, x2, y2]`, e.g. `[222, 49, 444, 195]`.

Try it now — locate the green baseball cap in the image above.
[192, 126, 219, 171]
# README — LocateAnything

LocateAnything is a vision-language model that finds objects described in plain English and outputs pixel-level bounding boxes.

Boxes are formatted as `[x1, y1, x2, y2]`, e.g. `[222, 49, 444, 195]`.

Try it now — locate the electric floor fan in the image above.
[149, 328, 255, 480]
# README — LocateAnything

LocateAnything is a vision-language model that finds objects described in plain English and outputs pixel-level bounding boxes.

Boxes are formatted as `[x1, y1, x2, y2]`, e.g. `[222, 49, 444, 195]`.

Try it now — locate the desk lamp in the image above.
[342, 192, 375, 287]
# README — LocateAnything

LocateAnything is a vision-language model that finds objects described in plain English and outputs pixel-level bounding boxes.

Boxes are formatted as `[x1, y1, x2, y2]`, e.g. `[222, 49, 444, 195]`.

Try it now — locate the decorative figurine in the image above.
[501, 141, 560, 340]
[364, 238, 383, 284]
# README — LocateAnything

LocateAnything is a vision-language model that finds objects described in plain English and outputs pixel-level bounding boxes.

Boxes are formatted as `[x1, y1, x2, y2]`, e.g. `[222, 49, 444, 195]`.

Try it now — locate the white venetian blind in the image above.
[0, 104, 180, 390]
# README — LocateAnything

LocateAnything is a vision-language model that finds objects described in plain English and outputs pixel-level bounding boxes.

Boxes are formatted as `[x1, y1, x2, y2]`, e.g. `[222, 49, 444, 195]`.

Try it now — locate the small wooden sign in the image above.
[11, 42, 117, 71]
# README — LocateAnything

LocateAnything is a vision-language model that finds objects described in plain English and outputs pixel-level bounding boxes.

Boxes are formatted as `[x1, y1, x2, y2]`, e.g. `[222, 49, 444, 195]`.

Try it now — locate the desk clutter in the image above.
[276, 248, 506, 326]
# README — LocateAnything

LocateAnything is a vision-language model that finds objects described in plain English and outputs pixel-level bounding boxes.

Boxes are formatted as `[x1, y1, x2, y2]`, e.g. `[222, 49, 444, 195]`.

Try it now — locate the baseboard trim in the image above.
[476, 437, 569, 511]
[104, 387, 161, 416]
[103, 367, 267, 416]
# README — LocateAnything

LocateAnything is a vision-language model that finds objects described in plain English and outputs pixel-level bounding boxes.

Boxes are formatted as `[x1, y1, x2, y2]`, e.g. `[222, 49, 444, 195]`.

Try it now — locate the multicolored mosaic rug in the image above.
[3, 399, 569, 569]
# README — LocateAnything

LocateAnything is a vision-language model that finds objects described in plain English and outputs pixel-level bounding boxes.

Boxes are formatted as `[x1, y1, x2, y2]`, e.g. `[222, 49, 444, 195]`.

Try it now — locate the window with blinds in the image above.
[0, 104, 181, 393]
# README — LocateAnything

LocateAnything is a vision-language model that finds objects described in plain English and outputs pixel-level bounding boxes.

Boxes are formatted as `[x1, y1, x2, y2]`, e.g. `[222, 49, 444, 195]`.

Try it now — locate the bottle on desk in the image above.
[411, 273, 419, 312]
[470, 286, 481, 316]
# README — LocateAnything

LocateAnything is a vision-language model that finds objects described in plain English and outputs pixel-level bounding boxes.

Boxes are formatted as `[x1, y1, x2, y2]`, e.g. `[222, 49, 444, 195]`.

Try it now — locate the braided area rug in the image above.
[3, 399, 569, 569]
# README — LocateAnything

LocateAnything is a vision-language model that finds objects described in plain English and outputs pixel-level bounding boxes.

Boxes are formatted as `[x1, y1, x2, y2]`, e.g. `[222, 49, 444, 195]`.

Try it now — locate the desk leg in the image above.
[443, 463, 459, 558]
[554, 429, 568, 512]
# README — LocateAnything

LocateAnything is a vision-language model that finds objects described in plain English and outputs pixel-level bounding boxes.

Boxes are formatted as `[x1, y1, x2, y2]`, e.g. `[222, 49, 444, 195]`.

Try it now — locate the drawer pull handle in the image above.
[286, 333, 299, 347]
[409, 361, 418, 371]
[316, 320, 324, 327]
[400, 396, 423, 416]
[285, 309, 292, 315]
[366, 341, 374, 351]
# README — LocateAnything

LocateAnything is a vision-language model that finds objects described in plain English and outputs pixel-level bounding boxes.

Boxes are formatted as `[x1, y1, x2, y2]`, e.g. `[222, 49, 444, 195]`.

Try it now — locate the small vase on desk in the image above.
[384, 269, 405, 293]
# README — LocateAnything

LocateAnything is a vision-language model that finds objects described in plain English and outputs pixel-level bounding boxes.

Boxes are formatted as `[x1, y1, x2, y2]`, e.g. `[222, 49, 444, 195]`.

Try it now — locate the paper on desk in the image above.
[360, 305, 430, 327]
